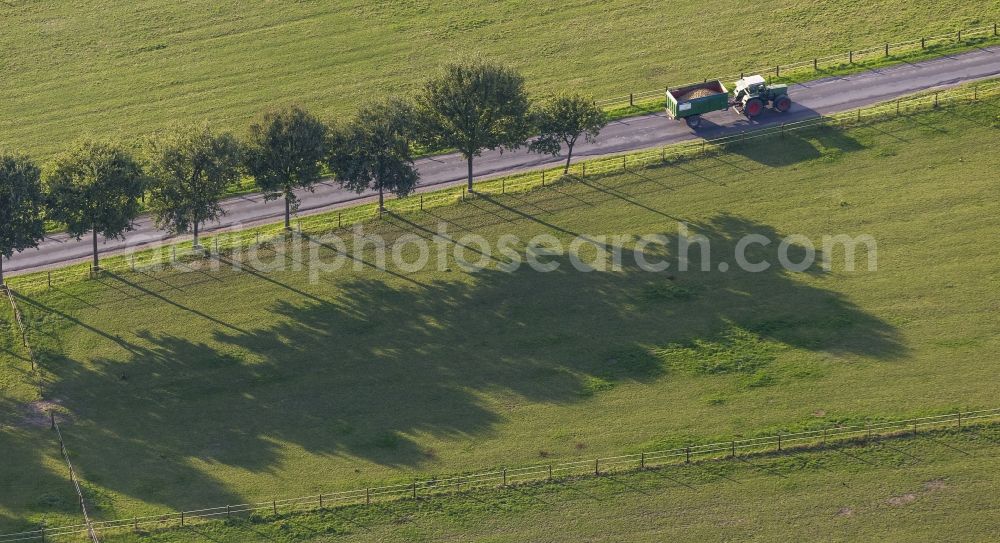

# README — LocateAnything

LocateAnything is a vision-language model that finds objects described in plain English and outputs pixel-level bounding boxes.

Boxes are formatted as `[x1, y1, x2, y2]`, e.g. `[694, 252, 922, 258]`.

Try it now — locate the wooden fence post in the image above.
[685, 446, 691, 463]
[548, 465, 553, 480]
[775, 65, 780, 78]
[629, 93, 634, 106]
[885, 43, 889, 56]
[849, 50, 853, 63]
[921, 37, 926, 49]
[366, 488, 371, 505]
[542, 170, 546, 186]
[595, 459, 600, 476]
[958, 411, 962, 428]
[958, 30, 962, 42]
[582, 163, 586, 178]
[640, 452, 645, 469]
[412, 482, 417, 499]
[227, 504, 231, 518]
[338, 212, 342, 228]
[502, 468, 507, 486]
[731, 441, 736, 457]
[180, 511, 184, 527]
[419, 194, 424, 211]
[813, 58, 818, 71]
[777, 434, 782, 451]
[318, 494, 323, 509]
[272, 500, 277, 515]
[622, 156, 626, 170]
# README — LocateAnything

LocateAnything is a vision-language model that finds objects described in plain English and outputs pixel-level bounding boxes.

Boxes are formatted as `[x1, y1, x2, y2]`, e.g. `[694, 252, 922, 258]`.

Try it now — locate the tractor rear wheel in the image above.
[774, 95, 792, 113]
[685, 115, 702, 129]
[743, 98, 764, 118]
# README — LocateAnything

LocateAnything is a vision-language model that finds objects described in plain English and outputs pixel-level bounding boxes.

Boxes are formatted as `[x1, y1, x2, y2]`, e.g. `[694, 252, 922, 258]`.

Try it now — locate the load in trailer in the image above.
[665, 74, 792, 129]
[665, 80, 729, 129]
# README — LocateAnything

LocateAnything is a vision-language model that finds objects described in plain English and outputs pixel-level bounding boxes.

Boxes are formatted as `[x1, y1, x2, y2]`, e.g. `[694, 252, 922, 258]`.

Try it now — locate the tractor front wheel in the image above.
[685, 115, 702, 129]
[743, 98, 764, 118]
[774, 95, 792, 113]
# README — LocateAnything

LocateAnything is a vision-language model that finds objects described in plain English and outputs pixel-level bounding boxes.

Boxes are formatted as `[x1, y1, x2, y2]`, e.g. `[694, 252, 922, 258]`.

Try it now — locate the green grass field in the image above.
[97, 424, 1000, 542]
[1, 1, 998, 158]
[2, 94, 998, 535]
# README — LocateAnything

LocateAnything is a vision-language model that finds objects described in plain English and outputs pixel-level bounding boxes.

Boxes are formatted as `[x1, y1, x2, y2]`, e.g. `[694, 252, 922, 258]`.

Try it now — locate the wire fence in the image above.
[595, 21, 999, 109]
[50, 417, 100, 543]
[3, 407, 998, 542]
[2, 286, 36, 372]
[4, 76, 998, 299]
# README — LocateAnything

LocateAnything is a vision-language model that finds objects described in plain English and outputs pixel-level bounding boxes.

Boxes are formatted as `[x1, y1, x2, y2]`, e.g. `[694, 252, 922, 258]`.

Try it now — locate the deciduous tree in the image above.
[245, 106, 328, 229]
[327, 98, 419, 211]
[417, 59, 531, 192]
[529, 93, 608, 174]
[0, 153, 46, 284]
[45, 139, 146, 271]
[146, 123, 242, 248]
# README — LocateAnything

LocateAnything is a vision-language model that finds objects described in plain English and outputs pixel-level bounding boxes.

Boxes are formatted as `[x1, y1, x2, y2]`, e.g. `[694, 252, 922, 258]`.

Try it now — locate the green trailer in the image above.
[665, 80, 729, 129]
[665, 75, 793, 129]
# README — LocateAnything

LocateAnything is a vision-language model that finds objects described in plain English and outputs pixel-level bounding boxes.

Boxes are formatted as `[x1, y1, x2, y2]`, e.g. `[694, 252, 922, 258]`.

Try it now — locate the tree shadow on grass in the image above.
[0, 408, 82, 533]
[18, 214, 904, 515]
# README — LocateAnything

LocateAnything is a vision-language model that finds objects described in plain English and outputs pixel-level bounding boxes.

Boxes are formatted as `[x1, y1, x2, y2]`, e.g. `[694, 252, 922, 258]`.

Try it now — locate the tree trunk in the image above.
[92, 229, 100, 272]
[193, 221, 200, 248]
[564, 143, 575, 175]
[466, 156, 474, 192]
[284, 194, 291, 230]
[378, 187, 385, 211]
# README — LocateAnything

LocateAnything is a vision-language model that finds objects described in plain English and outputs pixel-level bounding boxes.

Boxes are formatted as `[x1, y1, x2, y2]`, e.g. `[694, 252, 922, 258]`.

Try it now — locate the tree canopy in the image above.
[529, 93, 608, 174]
[327, 98, 419, 210]
[45, 139, 146, 269]
[146, 123, 242, 247]
[418, 59, 531, 191]
[245, 105, 328, 228]
[0, 153, 46, 282]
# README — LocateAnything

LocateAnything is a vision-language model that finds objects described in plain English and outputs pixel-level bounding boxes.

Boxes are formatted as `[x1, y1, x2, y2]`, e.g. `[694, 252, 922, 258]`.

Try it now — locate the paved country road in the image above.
[5, 46, 1000, 277]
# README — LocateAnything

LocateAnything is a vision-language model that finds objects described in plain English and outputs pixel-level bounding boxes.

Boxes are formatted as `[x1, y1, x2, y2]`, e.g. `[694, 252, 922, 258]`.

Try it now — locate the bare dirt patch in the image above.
[836, 507, 855, 517]
[887, 493, 917, 506]
[813, 409, 827, 417]
[923, 479, 949, 492]
[18, 400, 66, 428]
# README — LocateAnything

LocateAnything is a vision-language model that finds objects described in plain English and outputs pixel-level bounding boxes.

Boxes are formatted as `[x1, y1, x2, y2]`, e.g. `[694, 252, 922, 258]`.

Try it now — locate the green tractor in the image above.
[731, 75, 792, 118]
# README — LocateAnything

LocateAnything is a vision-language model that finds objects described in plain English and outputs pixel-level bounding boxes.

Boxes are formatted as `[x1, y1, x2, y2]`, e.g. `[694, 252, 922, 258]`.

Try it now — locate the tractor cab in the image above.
[733, 75, 768, 102]
[731, 74, 792, 118]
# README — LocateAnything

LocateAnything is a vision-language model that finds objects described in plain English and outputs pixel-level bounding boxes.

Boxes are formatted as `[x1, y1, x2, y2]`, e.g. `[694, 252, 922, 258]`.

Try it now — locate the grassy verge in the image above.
[94, 423, 1000, 542]
[605, 30, 1000, 120]
[1, 91, 998, 533]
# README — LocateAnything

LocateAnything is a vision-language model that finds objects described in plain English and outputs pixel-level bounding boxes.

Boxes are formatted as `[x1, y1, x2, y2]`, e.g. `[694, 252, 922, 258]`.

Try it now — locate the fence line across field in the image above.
[594, 21, 999, 109]
[50, 417, 101, 543]
[3, 407, 997, 542]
